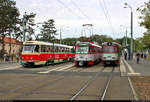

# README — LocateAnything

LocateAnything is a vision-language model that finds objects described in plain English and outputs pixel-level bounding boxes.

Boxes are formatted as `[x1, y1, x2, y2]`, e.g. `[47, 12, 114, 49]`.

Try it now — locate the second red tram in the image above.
[101, 42, 121, 65]
[74, 41, 102, 66]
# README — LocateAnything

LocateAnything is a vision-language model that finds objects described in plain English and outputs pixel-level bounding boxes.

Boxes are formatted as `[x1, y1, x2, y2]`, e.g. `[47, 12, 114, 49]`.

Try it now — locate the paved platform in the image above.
[122, 57, 150, 76]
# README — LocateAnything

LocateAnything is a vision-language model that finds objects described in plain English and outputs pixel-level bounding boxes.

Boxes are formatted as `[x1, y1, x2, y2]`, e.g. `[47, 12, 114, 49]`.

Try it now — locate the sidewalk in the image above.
[123, 58, 150, 76]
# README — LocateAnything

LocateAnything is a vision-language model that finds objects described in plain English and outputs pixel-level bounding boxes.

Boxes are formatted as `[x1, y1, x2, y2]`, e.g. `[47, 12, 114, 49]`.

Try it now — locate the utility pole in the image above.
[60, 27, 62, 44]
[130, 10, 133, 60]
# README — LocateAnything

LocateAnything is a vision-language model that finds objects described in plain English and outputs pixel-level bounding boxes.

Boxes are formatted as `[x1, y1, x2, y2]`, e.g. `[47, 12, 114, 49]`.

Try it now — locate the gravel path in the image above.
[130, 76, 150, 100]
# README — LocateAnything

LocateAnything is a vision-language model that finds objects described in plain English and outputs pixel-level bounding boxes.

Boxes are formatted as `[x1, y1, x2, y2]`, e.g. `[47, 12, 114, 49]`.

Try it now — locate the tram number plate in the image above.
[106, 62, 111, 64]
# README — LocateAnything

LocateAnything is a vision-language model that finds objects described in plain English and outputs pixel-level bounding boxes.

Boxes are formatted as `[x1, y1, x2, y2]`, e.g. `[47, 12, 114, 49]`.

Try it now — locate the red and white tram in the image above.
[101, 42, 121, 65]
[21, 41, 74, 67]
[74, 41, 102, 66]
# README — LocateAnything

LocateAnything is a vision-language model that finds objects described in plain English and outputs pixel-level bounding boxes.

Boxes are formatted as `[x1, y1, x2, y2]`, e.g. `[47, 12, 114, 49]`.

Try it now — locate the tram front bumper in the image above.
[21, 60, 37, 66]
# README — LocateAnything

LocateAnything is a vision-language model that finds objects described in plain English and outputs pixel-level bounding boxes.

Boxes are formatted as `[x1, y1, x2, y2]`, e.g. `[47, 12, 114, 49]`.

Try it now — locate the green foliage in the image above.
[142, 33, 150, 48]
[63, 38, 77, 46]
[134, 38, 144, 52]
[37, 19, 57, 42]
[137, 1, 150, 31]
[0, 0, 20, 58]
[0, 0, 19, 33]
[91, 34, 113, 45]
[137, 1, 150, 48]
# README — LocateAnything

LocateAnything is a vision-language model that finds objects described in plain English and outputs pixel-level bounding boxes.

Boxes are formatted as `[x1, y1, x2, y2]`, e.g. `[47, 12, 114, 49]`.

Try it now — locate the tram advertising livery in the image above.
[101, 42, 121, 65]
[21, 41, 74, 67]
[74, 41, 102, 67]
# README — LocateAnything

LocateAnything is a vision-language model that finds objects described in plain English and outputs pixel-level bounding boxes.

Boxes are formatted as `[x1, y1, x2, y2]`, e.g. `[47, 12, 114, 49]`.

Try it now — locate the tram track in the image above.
[70, 66, 106, 100]
[70, 65, 116, 100]
[13, 65, 91, 100]
[100, 66, 115, 100]
[0, 63, 86, 100]
[0, 63, 118, 100]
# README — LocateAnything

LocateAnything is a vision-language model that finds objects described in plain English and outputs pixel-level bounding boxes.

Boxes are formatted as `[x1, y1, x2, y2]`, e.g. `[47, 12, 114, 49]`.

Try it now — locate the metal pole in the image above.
[60, 27, 62, 44]
[23, 12, 26, 42]
[23, 17, 25, 42]
[125, 28, 127, 46]
[130, 11, 133, 60]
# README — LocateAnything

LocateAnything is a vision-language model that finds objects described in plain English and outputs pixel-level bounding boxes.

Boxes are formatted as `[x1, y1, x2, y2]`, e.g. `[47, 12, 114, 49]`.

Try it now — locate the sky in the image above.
[15, 0, 147, 39]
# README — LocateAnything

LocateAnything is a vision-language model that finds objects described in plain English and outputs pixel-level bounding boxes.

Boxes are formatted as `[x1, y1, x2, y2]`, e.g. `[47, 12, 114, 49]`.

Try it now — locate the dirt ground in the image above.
[130, 76, 150, 100]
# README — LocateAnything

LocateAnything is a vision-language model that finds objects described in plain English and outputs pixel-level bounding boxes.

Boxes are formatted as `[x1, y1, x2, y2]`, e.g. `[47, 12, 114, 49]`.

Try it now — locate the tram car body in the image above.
[21, 41, 74, 67]
[101, 42, 121, 65]
[74, 41, 102, 66]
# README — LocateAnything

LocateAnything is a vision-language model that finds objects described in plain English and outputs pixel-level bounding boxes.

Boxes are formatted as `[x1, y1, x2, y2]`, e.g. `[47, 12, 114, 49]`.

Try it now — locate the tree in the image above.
[137, 1, 150, 48]
[22, 12, 36, 41]
[91, 34, 113, 45]
[142, 34, 150, 48]
[63, 38, 77, 46]
[37, 19, 57, 42]
[0, 0, 20, 58]
[134, 38, 144, 52]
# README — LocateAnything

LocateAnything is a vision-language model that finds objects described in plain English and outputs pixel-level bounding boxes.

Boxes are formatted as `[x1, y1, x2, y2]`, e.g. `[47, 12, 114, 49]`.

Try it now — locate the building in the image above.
[0, 36, 23, 56]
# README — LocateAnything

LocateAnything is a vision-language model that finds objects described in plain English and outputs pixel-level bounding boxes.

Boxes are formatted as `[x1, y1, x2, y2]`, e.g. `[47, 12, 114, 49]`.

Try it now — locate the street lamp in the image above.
[124, 3, 133, 60]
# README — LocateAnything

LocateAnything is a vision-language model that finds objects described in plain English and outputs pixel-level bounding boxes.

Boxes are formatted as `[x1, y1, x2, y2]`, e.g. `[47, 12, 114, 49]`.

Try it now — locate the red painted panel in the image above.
[21, 52, 75, 62]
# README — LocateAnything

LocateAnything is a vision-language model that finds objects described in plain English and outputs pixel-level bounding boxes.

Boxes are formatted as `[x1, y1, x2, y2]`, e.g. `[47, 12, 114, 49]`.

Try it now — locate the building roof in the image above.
[0, 36, 22, 45]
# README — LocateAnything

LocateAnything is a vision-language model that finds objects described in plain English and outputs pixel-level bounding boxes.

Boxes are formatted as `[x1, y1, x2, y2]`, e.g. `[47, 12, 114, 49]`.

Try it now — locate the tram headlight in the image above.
[31, 57, 34, 60]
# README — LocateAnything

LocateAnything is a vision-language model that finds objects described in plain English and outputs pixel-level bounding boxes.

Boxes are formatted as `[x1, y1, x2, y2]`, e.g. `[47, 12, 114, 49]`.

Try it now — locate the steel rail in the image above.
[13, 64, 88, 100]
[70, 66, 105, 100]
[0, 63, 75, 99]
[14, 64, 86, 100]
[100, 66, 115, 100]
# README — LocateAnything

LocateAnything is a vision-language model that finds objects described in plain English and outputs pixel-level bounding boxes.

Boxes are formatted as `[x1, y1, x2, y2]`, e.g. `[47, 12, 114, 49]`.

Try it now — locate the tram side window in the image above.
[47, 46, 50, 52]
[49, 46, 53, 52]
[65, 48, 67, 53]
[71, 48, 74, 53]
[41, 45, 46, 52]
[63, 48, 65, 53]
[34, 45, 39, 52]
[46, 46, 49, 52]
[62, 47, 64, 53]
[58, 47, 61, 53]
[56, 46, 58, 53]
[54, 46, 57, 53]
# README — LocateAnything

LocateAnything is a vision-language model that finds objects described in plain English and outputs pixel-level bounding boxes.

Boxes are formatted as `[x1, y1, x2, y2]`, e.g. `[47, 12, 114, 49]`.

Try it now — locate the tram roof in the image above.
[23, 41, 73, 48]
[76, 42, 101, 48]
